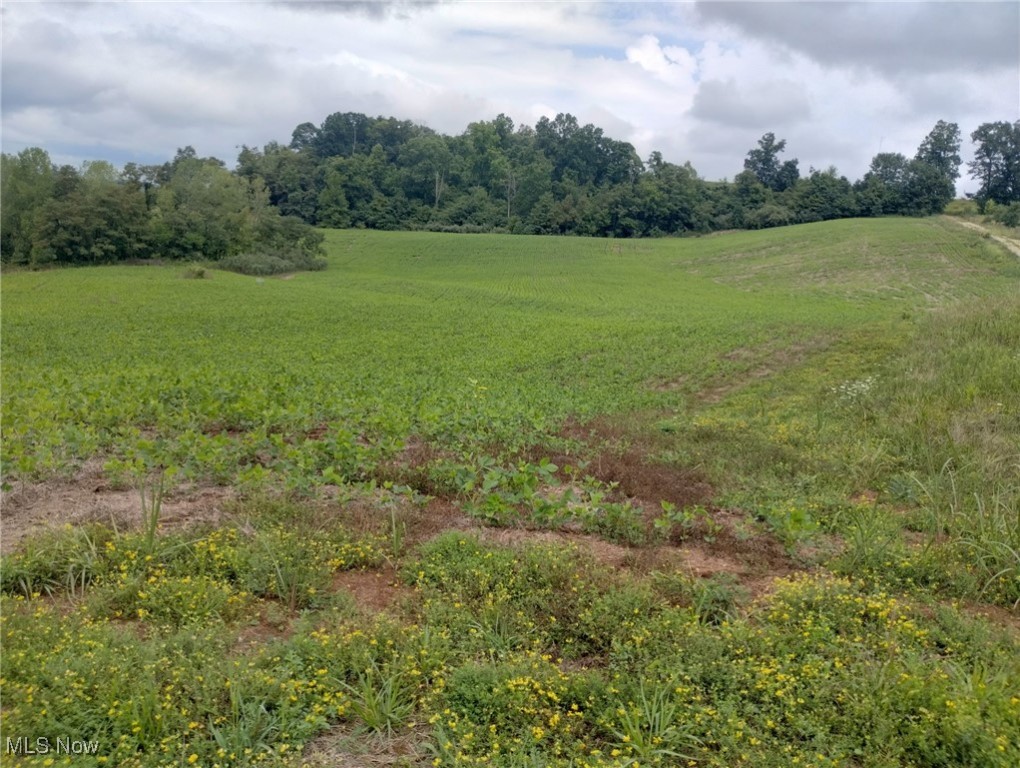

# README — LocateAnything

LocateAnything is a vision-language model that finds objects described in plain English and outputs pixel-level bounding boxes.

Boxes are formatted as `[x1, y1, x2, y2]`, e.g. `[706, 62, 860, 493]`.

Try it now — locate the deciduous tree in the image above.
[968, 121, 1020, 208]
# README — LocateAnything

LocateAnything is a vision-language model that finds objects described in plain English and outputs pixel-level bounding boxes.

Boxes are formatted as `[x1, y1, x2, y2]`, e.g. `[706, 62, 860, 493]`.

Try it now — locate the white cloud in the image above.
[626, 34, 697, 87]
[2, 0, 1015, 194]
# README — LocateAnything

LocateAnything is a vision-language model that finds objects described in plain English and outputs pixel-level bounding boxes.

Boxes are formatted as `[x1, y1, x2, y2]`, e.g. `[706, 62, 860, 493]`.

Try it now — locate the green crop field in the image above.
[2, 217, 1019, 767]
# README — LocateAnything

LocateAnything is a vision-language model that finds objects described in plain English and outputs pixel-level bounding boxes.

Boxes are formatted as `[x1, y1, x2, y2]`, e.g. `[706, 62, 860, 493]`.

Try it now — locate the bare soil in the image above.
[332, 566, 412, 615]
[1, 460, 234, 554]
[1, 416, 799, 604]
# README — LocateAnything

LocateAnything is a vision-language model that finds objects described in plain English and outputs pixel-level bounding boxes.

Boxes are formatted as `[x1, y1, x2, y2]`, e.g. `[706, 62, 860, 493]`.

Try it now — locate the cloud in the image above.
[271, 0, 443, 19]
[626, 34, 697, 86]
[694, 0, 1020, 76]
[691, 78, 812, 130]
[1, 0, 1013, 196]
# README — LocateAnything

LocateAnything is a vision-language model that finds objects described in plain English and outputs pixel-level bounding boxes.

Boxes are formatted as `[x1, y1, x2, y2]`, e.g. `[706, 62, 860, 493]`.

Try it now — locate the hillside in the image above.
[2, 218, 1019, 767]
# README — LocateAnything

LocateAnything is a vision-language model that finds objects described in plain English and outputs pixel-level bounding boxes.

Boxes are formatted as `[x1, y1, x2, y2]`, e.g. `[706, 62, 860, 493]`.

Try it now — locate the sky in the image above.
[2, 0, 1018, 194]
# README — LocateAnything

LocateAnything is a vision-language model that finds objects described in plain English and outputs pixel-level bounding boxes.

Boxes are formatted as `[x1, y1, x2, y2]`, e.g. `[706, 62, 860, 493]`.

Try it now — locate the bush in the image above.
[218, 250, 327, 276]
[988, 201, 1020, 228]
[181, 264, 208, 279]
[745, 203, 795, 230]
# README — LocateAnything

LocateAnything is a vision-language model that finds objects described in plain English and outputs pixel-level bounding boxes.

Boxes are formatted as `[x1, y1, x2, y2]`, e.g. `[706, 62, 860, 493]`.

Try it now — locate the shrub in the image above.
[218, 250, 327, 276]
[988, 201, 1020, 228]
[181, 264, 208, 279]
[745, 203, 795, 230]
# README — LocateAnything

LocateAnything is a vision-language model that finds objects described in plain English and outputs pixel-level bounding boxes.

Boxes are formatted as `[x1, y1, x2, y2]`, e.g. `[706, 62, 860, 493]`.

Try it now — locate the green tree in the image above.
[793, 167, 857, 222]
[150, 154, 255, 260]
[312, 112, 369, 157]
[902, 159, 953, 216]
[290, 121, 320, 153]
[744, 133, 799, 192]
[968, 121, 1020, 208]
[0, 148, 55, 264]
[400, 134, 453, 209]
[30, 163, 150, 265]
[855, 152, 910, 215]
[637, 156, 703, 234]
[316, 168, 351, 228]
[915, 120, 962, 185]
[732, 169, 770, 226]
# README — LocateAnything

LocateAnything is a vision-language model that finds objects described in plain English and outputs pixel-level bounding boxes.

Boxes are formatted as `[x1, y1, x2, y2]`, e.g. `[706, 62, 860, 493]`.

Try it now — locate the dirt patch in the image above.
[402, 498, 474, 544]
[467, 505, 797, 597]
[1, 462, 234, 554]
[650, 374, 689, 392]
[590, 448, 713, 510]
[332, 567, 412, 615]
[958, 601, 1020, 634]
[496, 416, 799, 591]
[370, 436, 457, 497]
[232, 608, 298, 652]
[677, 531, 796, 597]
[527, 416, 715, 512]
[850, 490, 880, 506]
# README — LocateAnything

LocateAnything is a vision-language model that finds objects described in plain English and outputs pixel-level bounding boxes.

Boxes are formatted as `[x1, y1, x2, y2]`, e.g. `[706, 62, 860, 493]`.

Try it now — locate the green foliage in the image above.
[651, 570, 747, 625]
[0, 524, 110, 597]
[987, 200, 1020, 228]
[182, 264, 209, 279]
[0, 148, 56, 264]
[916, 120, 963, 185]
[3, 518, 1019, 768]
[744, 132, 800, 192]
[1, 147, 326, 269]
[4, 114, 1014, 263]
[337, 662, 417, 736]
[608, 682, 702, 764]
[218, 250, 327, 276]
[968, 120, 1020, 207]
[4, 216, 1020, 768]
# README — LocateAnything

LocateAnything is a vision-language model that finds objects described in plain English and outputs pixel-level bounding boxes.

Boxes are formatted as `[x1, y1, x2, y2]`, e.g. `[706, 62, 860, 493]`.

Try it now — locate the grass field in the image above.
[2, 217, 1019, 767]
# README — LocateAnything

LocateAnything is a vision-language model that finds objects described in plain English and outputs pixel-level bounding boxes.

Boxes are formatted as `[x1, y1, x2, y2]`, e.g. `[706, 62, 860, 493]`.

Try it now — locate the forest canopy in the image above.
[3, 113, 1018, 267]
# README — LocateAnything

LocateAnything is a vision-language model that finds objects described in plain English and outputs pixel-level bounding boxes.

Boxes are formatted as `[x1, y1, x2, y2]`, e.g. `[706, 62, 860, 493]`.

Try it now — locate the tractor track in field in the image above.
[948, 217, 1020, 259]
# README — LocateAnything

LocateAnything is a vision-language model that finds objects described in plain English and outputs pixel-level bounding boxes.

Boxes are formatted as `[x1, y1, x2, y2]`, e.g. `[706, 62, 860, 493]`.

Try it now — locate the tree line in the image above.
[1, 147, 324, 271]
[2, 115, 1018, 266]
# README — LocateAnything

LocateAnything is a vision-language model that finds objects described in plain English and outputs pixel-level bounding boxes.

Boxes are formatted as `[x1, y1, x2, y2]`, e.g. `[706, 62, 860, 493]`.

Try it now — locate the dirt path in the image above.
[946, 216, 1020, 259]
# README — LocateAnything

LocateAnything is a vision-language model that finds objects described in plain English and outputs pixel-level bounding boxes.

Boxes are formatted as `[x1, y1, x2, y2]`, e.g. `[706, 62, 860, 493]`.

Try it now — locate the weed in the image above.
[209, 682, 282, 759]
[0, 524, 108, 598]
[761, 502, 819, 552]
[337, 662, 417, 736]
[609, 682, 701, 764]
[835, 506, 903, 574]
[654, 501, 723, 543]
